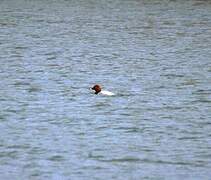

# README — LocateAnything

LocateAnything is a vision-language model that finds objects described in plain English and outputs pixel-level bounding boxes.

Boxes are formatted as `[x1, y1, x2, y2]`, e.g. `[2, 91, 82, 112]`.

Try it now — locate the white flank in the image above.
[100, 90, 115, 96]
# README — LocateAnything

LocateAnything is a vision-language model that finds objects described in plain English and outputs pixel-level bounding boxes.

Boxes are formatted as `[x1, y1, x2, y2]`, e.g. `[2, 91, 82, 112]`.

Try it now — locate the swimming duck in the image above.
[91, 84, 114, 96]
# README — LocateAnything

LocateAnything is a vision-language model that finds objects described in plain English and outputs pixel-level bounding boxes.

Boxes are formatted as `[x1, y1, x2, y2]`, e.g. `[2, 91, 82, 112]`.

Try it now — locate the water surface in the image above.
[0, 0, 211, 179]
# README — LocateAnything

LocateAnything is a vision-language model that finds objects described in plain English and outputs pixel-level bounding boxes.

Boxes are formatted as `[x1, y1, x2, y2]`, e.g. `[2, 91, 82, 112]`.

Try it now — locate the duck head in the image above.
[91, 84, 101, 94]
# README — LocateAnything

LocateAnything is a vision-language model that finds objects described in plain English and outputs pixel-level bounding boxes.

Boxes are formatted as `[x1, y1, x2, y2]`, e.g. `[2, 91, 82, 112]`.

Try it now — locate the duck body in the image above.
[91, 84, 114, 96]
[100, 90, 115, 96]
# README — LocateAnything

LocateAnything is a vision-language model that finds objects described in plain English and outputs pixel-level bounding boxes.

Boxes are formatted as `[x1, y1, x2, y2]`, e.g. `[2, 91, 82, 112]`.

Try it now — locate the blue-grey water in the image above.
[0, 0, 211, 179]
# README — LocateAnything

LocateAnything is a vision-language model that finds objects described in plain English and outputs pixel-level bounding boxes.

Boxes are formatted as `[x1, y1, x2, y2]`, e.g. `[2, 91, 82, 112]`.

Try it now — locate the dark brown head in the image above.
[92, 84, 101, 94]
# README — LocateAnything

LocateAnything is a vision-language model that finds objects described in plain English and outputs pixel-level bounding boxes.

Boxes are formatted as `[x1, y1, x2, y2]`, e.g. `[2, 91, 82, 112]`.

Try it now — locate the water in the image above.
[0, 0, 211, 179]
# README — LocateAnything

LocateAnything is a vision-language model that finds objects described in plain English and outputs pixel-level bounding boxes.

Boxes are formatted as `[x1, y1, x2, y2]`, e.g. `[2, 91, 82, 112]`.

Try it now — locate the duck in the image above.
[91, 84, 115, 96]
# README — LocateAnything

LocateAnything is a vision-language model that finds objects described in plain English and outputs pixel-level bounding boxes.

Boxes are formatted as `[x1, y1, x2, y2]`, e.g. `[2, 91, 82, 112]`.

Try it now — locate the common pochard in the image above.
[91, 84, 114, 96]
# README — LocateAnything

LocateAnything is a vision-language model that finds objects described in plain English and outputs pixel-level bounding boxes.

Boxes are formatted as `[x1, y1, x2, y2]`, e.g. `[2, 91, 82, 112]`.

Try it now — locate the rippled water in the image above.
[0, 0, 211, 179]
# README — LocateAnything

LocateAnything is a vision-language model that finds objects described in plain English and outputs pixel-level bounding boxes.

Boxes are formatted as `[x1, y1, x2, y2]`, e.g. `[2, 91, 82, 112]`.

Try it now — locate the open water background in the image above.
[0, 0, 211, 179]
